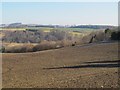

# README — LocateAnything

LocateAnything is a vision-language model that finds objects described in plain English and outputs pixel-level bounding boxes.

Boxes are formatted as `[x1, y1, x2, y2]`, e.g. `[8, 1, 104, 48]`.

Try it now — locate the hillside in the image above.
[1, 27, 119, 53]
[2, 42, 119, 88]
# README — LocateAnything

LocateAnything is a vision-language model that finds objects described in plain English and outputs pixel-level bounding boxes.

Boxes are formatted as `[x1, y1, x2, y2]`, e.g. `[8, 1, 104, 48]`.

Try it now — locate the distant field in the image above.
[0, 27, 101, 32]
[55, 28, 100, 31]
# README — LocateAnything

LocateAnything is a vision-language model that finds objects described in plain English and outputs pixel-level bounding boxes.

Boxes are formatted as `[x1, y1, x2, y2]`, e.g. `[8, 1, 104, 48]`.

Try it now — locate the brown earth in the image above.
[2, 42, 119, 88]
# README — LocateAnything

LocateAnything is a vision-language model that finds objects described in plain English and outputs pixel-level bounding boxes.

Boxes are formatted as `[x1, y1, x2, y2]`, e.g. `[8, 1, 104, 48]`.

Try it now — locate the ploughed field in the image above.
[2, 42, 119, 88]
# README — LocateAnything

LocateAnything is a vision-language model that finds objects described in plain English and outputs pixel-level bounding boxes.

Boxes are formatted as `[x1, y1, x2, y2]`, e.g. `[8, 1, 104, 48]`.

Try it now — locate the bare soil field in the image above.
[2, 42, 119, 88]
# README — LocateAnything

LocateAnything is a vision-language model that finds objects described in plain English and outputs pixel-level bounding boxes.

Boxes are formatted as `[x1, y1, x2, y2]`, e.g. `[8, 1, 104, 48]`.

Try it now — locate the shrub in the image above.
[0, 46, 5, 53]
[111, 31, 120, 40]
[33, 41, 57, 52]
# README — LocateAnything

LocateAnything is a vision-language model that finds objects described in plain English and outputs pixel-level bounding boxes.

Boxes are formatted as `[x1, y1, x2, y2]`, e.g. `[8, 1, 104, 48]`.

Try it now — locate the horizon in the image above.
[1, 2, 118, 26]
[1, 22, 117, 26]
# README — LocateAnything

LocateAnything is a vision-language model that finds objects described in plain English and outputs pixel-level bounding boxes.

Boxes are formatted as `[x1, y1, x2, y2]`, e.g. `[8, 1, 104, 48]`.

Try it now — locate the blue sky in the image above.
[1, 2, 118, 25]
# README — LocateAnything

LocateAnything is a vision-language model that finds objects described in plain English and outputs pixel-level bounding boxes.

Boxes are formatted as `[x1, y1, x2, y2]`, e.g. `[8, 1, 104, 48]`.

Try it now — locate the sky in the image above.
[1, 2, 118, 25]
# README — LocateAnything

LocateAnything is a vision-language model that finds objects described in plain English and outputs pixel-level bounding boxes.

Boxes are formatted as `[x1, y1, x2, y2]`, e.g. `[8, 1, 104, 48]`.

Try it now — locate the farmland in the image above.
[1, 24, 119, 88]
[1, 1, 119, 88]
[1, 26, 107, 53]
[0, 27, 101, 31]
[2, 42, 119, 88]
[1, 26, 119, 53]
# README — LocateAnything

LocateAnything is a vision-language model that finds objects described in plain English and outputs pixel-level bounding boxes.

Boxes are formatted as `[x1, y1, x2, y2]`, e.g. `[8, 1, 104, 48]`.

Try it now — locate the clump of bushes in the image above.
[33, 41, 58, 52]
[2, 41, 64, 53]
[3, 44, 35, 53]
[0, 46, 5, 53]
[104, 28, 120, 41]
[111, 31, 120, 40]
[81, 31, 105, 44]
